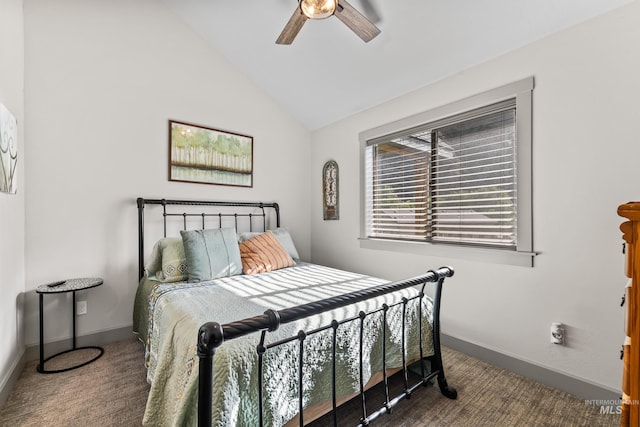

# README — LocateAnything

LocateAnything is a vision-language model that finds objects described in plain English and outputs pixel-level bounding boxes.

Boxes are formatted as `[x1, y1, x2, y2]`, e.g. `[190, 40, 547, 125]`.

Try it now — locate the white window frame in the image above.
[359, 77, 535, 267]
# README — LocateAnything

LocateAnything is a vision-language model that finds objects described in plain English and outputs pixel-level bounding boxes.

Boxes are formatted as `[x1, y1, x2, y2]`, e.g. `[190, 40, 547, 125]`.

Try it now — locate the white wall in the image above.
[311, 1, 640, 392]
[22, 0, 311, 346]
[0, 0, 25, 395]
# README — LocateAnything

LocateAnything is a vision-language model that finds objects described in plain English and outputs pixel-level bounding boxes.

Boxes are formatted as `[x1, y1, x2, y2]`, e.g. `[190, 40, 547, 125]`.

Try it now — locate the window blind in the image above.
[366, 100, 517, 249]
[368, 138, 430, 240]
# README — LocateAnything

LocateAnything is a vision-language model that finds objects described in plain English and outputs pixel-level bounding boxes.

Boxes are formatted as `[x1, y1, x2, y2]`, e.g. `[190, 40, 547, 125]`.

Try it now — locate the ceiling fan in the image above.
[276, 0, 381, 45]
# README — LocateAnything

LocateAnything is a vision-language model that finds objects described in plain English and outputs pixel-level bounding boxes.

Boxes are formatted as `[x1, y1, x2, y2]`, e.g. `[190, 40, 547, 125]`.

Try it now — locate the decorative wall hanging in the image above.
[169, 120, 253, 188]
[322, 160, 339, 220]
[0, 103, 17, 194]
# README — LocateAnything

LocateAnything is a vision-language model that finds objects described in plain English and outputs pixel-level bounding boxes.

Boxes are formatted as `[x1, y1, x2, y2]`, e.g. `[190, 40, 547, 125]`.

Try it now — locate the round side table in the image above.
[36, 277, 105, 374]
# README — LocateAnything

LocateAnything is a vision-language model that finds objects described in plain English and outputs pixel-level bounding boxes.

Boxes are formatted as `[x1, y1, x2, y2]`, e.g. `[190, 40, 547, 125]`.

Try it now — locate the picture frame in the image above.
[322, 160, 339, 220]
[169, 120, 253, 188]
[0, 103, 17, 194]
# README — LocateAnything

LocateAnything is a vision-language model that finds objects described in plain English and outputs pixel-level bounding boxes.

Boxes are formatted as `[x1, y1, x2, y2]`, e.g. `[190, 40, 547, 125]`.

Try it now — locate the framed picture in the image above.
[322, 160, 339, 220]
[0, 103, 17, 194]
[169, 120, 253, 188]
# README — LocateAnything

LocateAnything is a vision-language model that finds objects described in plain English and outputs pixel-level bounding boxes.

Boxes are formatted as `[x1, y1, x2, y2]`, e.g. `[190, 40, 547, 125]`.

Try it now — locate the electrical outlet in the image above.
[76, 300, 87, 315]
[550, 322, 564, 345]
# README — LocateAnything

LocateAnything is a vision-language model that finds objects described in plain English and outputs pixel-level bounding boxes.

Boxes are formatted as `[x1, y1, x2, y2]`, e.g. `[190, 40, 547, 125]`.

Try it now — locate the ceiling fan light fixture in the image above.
[276, 0, 379, 45]
[300, 0, 337, 20]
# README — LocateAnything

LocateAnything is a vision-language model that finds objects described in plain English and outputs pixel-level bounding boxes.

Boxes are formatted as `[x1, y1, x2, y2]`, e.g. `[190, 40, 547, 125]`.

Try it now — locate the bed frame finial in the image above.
[197, 322, 224, 356]
[264, 309, 281, 332]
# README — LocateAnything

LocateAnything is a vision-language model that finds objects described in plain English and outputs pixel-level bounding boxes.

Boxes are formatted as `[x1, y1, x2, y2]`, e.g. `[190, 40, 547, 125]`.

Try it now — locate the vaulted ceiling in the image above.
[161, 0, 633, 130]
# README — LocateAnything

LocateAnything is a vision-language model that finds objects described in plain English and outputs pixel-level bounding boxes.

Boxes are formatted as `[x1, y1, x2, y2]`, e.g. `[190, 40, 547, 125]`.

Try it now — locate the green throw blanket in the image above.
[133, 263, 434, 426]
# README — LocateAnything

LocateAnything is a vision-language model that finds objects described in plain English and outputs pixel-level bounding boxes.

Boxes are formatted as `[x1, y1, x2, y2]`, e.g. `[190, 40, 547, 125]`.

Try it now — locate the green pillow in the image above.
[180, 227, 242, 281]
[145, 237, 188, 283]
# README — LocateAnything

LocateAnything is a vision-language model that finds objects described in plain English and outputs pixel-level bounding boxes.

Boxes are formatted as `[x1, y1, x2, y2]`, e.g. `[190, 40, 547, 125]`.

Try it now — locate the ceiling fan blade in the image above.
[359, 0, 381, 24]
[334, 0, 381, 42]
[276, 6, 308, 45]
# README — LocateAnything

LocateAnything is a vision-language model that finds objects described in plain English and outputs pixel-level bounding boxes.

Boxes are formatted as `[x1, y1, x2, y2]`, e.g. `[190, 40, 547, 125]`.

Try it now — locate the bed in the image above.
[133, 198, 457, 426]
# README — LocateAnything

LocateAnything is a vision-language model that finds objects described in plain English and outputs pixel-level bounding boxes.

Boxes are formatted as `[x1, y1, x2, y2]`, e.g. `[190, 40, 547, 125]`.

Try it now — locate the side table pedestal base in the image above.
[37, 346, 104, 374]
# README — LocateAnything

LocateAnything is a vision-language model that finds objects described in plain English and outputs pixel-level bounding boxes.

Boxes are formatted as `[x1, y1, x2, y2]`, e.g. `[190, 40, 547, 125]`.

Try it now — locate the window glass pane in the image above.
[368, 138, 430, 240]
[431, 109, 516, 247]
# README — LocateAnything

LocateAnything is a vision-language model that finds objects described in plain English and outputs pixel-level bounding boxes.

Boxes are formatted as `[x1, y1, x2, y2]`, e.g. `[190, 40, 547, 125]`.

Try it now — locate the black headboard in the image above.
[136, 198, 280, 280]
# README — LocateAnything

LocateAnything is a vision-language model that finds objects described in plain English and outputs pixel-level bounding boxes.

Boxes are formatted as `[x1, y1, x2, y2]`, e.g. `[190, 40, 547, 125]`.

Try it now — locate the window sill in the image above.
[358, 238, 536, 267]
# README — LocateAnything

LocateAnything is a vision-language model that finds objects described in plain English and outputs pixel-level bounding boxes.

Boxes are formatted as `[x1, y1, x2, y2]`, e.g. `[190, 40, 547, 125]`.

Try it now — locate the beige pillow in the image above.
[146, 237, 188, 282]
[239, 230, 296, 275]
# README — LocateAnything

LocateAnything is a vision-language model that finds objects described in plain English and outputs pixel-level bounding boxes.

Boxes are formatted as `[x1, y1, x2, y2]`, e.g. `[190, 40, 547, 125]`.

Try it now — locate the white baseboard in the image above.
[441, 333, 620, 401]
[0, 349, 26, 409]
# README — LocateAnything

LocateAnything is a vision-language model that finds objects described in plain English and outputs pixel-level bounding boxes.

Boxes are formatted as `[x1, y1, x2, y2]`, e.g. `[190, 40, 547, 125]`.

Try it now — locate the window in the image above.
[360, 78, 534, 266]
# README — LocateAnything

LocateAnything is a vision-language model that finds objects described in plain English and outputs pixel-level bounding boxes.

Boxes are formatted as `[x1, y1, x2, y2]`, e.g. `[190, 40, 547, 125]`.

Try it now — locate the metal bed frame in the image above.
[137, 197, 457, 427]
[137, 197, 279, 281]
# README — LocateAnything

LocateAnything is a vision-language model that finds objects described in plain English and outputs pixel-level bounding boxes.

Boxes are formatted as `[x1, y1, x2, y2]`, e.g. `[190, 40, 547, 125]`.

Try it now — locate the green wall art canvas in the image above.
[169, 120, 253, 188]
[0, 103, 17, 194]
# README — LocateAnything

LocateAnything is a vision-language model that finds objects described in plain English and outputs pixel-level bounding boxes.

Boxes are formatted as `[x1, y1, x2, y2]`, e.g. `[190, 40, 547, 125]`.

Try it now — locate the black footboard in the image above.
[197, 266, 456, 426]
